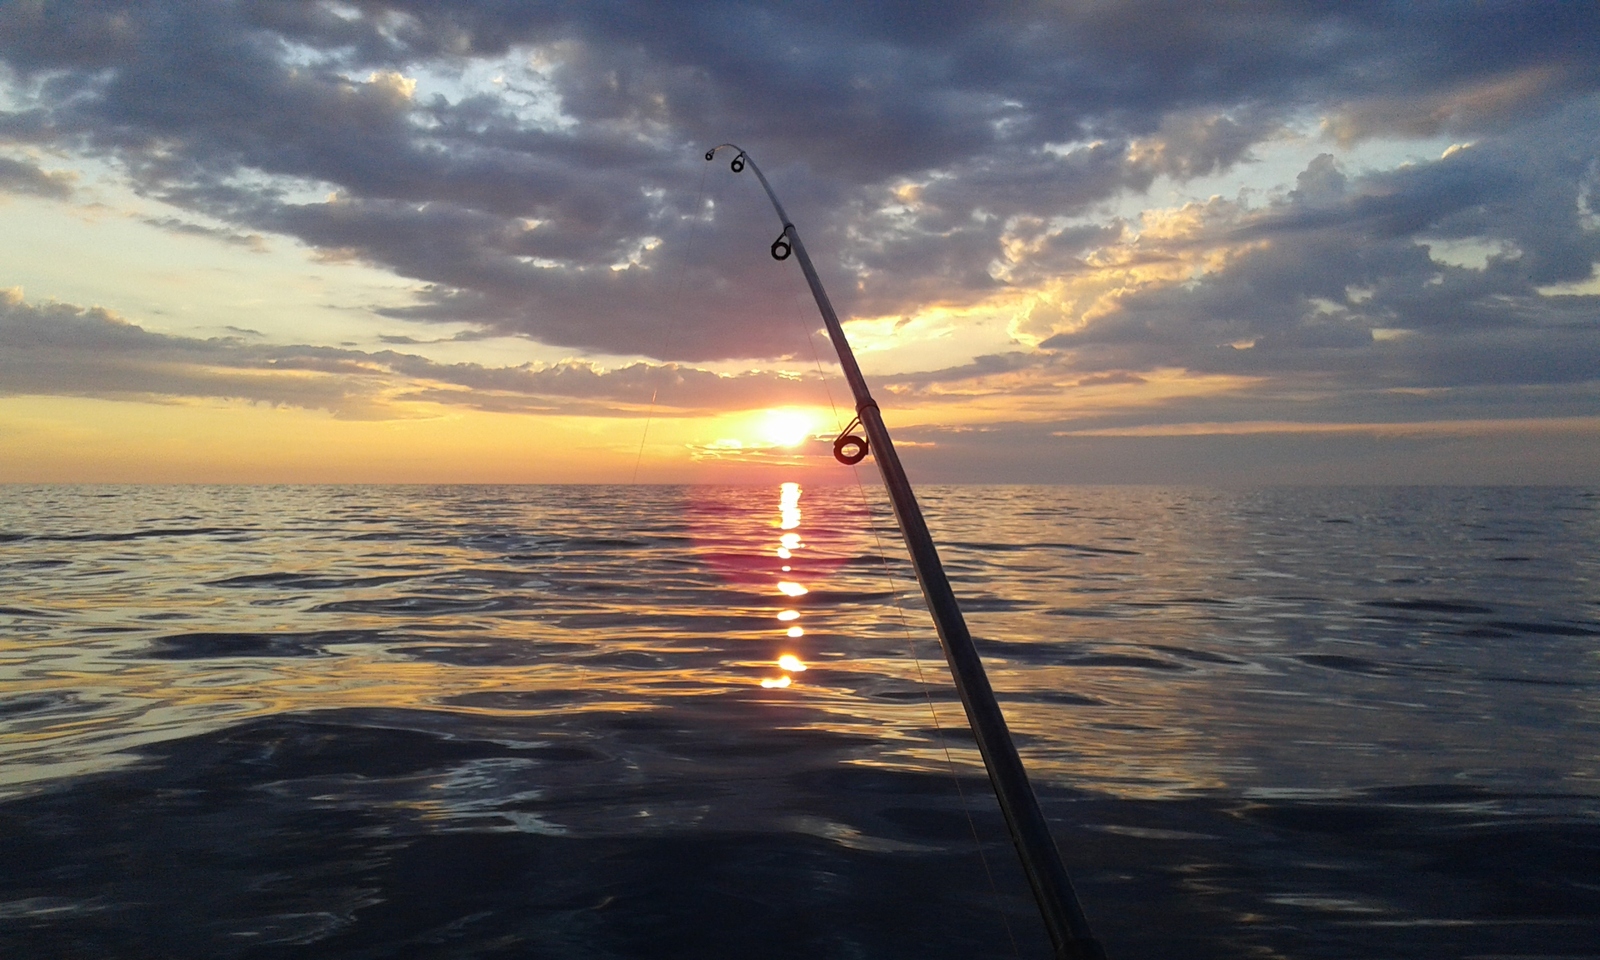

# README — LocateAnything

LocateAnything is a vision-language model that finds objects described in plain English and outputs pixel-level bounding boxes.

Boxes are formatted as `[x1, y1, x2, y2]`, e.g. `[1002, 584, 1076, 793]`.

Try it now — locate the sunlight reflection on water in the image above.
[764, 481, 808, 689]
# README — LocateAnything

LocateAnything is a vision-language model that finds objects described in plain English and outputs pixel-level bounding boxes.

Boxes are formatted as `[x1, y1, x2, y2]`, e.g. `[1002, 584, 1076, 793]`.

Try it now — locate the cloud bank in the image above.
[0, 287, 821, 419]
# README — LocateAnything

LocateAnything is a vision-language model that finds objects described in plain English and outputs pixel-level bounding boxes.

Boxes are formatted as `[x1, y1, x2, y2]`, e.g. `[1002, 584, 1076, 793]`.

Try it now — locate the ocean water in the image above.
[1, 483, 1597, 959]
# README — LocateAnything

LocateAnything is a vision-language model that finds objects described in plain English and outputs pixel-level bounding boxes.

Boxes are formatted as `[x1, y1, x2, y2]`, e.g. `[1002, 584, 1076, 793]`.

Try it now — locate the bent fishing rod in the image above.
[706, 144, 1106, 960]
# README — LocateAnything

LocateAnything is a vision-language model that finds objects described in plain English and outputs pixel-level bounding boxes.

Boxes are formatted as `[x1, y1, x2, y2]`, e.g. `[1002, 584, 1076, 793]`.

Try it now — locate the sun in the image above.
[758, 408, 820, 447]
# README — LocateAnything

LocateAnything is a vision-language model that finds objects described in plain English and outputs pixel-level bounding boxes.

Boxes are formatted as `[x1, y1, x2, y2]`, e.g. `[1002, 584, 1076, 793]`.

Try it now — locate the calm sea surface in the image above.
[2, 484, 1597, 958]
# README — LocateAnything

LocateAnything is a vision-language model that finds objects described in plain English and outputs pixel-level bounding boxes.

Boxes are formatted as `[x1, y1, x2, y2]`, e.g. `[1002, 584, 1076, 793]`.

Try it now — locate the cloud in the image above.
[0, 287, 396, 417]
[3, 0, 1595, 366]
[141, 216, 267, 251]
[890, 413, 1600, 485]
[0, 287, 822, 418]
[0, 154, 73, 198]
[1023, 100, 1600, 401]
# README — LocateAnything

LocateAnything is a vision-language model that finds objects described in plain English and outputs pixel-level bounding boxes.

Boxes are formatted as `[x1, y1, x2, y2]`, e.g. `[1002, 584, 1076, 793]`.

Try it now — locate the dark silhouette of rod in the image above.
[707, 144, 1106, 960]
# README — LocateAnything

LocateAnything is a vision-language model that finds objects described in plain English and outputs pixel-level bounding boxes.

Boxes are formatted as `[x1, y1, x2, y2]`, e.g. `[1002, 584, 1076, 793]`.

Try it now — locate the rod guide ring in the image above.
[832, 415, 869, 464]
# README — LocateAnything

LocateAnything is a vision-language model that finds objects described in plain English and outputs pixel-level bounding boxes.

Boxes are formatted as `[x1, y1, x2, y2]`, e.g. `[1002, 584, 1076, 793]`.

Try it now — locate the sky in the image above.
[1, 0, 1597, 484]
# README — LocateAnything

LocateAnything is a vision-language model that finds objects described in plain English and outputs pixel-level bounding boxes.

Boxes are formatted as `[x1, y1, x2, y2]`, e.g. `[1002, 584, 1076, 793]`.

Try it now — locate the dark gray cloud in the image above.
[0, 154, 73, 197]
[892, 416, 1600, 485]
[1039, 101, 1600, 397]
[142, 216, 267, 250]
[0, 289, 820, 417]
[1, 0, 1596, 382]
[0, 289, 390, 415]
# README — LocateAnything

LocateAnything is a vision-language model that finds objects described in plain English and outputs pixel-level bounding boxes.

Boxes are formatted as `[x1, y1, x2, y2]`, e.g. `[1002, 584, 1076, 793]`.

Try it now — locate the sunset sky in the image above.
[2, 1, 1597, 484]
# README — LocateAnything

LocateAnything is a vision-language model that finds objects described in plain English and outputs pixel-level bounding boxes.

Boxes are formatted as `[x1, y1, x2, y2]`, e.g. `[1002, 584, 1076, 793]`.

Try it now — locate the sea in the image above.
[1, 483, 1597, 959]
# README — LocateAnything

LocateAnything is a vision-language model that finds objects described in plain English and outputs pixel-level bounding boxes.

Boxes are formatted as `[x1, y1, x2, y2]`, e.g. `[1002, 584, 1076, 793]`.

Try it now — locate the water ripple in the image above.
[1, 483, 1597, 958]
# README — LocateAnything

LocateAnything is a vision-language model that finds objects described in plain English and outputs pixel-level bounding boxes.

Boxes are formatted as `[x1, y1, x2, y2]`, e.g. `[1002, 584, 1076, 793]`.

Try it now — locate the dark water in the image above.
[2, 484, 1597, 959]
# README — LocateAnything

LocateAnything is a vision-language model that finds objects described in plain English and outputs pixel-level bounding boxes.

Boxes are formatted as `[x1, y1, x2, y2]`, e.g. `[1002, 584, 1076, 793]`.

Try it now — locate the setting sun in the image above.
[759, 408, 821, 447]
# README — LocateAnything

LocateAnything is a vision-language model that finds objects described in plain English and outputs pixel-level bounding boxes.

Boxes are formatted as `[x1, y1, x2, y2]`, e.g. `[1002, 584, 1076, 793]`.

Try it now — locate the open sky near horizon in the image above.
[1, 1, 1598, 484]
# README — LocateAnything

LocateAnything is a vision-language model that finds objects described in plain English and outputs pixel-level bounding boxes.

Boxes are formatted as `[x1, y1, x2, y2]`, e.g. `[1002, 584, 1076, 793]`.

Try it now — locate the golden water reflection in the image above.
[762, 482, 809, 688]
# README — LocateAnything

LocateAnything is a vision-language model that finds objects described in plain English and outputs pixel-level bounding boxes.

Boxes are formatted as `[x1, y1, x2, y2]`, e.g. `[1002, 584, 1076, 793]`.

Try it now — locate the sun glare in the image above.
[759, 408, 819, 447]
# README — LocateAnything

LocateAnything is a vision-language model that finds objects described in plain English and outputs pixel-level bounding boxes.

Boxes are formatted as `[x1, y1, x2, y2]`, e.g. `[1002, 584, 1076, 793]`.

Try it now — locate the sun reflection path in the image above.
[763, 482, 809, 688]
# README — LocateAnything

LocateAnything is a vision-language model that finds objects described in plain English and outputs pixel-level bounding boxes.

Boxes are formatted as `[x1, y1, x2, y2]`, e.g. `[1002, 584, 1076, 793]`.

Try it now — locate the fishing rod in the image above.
[706, 144, 1106, 960]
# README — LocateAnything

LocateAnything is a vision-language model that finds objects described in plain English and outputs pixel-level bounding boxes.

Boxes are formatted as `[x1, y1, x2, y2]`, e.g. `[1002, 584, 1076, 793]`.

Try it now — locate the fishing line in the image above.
[848, 466, 1024, 959]
[631, 158, 717, 483]
[783, 280, 1022, 958]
